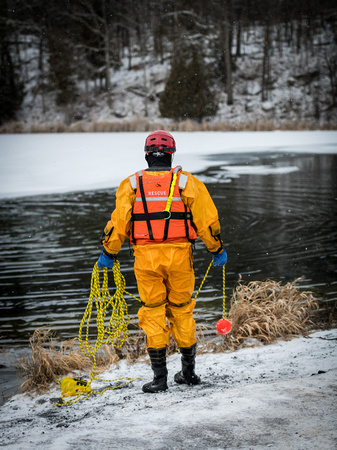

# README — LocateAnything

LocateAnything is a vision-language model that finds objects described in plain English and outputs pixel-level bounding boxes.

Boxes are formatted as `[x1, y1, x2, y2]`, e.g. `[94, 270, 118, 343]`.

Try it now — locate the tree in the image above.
[159, 48, 218, 122]
[261, 22, 271, 102]
[0, 0, 24, 124]
[325, 48, 337, 107]
[47, 31, 78, 108]
[222, 0, 233, 105]
[63, 0, 119, 108]
[211, 0, 233, 105]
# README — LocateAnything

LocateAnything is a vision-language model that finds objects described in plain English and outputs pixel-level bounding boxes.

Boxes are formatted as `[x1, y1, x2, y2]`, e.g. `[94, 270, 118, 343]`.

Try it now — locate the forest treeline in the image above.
[0, 0, 336, 127]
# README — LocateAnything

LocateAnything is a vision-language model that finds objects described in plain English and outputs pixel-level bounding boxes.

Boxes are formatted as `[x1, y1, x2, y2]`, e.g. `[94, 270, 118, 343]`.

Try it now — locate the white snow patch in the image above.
[222, 164, 299, 175]
[261, 101, 274, 111]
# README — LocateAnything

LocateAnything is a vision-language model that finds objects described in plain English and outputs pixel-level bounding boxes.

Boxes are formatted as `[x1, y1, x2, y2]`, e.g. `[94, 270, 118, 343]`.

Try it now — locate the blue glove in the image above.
[212, 247, 227, 266]
[97, 252, 115, 269]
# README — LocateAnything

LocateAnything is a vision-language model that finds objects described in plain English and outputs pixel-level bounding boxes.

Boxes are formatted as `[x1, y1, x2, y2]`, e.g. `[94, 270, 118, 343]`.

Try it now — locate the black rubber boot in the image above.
[142, 347, 168, 393]
[174, 343, 201, 385]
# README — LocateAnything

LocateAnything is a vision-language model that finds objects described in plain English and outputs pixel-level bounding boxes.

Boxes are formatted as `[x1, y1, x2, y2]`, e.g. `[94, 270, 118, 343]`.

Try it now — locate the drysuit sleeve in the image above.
[180, 171, 223, 253]
[101, 176, 135, 255]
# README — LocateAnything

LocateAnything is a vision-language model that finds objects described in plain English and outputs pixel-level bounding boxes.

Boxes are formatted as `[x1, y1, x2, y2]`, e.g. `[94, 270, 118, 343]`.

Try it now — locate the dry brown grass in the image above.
[15, 328, 118, 393]
[1, 118, 336, 134]
[14, 324, 211, 394]
[0, 121, 25, 133]
[217, 278, 319, 352]
[14, 278, 320, 393]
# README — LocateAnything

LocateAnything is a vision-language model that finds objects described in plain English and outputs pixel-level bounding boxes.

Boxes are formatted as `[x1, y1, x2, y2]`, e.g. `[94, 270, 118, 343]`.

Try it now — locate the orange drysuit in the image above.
[102, 166, 222, 349]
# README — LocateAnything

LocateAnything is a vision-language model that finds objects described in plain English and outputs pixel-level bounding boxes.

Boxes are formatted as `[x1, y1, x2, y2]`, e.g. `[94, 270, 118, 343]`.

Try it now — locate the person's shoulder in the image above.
[127, 172, 138, 189]
[180, 168, 193, 177]
[118, 172, 140, 191]
[179, 170, 205, 191]
[180, 170, 201, 182]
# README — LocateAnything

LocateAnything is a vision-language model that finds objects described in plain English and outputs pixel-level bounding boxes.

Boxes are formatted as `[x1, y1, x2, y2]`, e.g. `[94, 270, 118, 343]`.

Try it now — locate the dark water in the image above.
[0, 152, 336, 349]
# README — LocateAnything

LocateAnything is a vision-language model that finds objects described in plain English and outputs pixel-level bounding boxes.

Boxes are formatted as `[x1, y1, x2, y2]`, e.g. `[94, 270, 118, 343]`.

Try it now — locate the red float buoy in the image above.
[216, 318, 232, 335]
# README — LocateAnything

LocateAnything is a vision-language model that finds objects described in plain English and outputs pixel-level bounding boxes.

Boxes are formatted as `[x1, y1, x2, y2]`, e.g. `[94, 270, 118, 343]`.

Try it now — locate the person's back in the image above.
[97, 130, 227, 393]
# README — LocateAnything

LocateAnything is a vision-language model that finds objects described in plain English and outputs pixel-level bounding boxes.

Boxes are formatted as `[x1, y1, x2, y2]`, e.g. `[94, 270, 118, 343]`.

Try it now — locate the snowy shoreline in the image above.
[0, 328, 336, 449]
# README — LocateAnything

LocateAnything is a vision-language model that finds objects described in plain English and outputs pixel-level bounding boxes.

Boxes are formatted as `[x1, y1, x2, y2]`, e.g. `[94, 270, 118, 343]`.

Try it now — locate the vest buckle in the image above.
[162, 210, 171, 220]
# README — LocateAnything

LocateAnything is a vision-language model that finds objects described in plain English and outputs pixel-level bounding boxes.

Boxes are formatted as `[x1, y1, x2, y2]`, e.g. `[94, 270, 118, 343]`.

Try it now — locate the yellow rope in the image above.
[193, 260, 213, 301]
[164, 172, 178, 213]
[194, 261, 226, 318]
[54, 261, 137, 407]
[222, 265, 226, 319]
[53, 376, 136, 407]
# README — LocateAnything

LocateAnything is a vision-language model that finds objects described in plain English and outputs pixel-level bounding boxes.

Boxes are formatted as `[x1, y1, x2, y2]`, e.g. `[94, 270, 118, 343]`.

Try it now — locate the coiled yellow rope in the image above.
[79, 261, 130, 356]
[54, 261, 136, 407]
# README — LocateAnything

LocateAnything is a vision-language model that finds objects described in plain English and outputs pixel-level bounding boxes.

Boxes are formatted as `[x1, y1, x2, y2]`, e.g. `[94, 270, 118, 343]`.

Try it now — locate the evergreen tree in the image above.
[159, 49, 218, 122]
[0, 0, 24, 124]
[47, 31, 78, 107]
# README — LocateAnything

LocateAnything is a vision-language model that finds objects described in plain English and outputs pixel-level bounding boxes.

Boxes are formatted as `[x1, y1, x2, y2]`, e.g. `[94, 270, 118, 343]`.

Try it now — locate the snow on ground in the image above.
[1, 130, 337, 199]
[0, 328, 336, 449]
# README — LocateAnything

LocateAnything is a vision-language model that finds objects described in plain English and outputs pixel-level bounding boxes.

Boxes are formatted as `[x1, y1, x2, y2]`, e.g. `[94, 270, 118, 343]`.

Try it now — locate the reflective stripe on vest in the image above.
[131, 166, 197, 243]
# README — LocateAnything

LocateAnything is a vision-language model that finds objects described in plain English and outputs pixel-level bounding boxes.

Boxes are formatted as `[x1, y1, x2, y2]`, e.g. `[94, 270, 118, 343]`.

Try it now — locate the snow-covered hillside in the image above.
[10, 22, 337, 132]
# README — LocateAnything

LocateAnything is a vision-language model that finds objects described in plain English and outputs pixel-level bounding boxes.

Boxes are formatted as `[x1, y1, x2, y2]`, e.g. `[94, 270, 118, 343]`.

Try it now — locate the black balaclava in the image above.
[145, 152, 172, 170]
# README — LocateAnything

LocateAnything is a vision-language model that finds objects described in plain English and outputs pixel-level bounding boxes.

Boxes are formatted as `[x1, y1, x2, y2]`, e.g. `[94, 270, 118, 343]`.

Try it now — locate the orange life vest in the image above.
[131, 166, 197, 245]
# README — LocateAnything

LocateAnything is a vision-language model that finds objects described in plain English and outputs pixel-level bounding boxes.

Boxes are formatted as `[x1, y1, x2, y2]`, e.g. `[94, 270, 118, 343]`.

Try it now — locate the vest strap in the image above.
[131, 166, 196, 244]
[132, 211, 192, 221]
[141, 298, 192, 308]
[138, 174, 154, 240]
[168, 298, 192, 307]
[140, 299, 167, 308]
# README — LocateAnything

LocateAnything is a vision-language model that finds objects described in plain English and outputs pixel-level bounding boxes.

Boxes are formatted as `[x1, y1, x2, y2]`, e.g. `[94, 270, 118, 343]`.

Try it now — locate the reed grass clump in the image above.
[15, 328, 118, 393]
[218, 278, 319, 351]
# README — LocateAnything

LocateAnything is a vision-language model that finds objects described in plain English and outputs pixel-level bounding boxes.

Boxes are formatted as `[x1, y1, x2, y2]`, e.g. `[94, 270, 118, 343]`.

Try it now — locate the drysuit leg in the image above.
[166, 299, 197, 348]
[134, 243, 195, 349]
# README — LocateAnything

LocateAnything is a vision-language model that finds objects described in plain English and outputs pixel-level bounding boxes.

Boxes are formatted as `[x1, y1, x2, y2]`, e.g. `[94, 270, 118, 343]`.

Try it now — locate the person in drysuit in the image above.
[97, 130, 227, 393]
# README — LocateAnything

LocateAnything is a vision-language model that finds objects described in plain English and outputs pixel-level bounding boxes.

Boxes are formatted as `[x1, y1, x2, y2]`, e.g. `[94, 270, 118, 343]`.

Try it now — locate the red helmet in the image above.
[144, 130, 176, 154]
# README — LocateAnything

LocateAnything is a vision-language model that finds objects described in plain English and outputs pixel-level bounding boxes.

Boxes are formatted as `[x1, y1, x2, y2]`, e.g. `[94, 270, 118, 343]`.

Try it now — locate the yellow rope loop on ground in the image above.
[52, 376, 137, 407]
